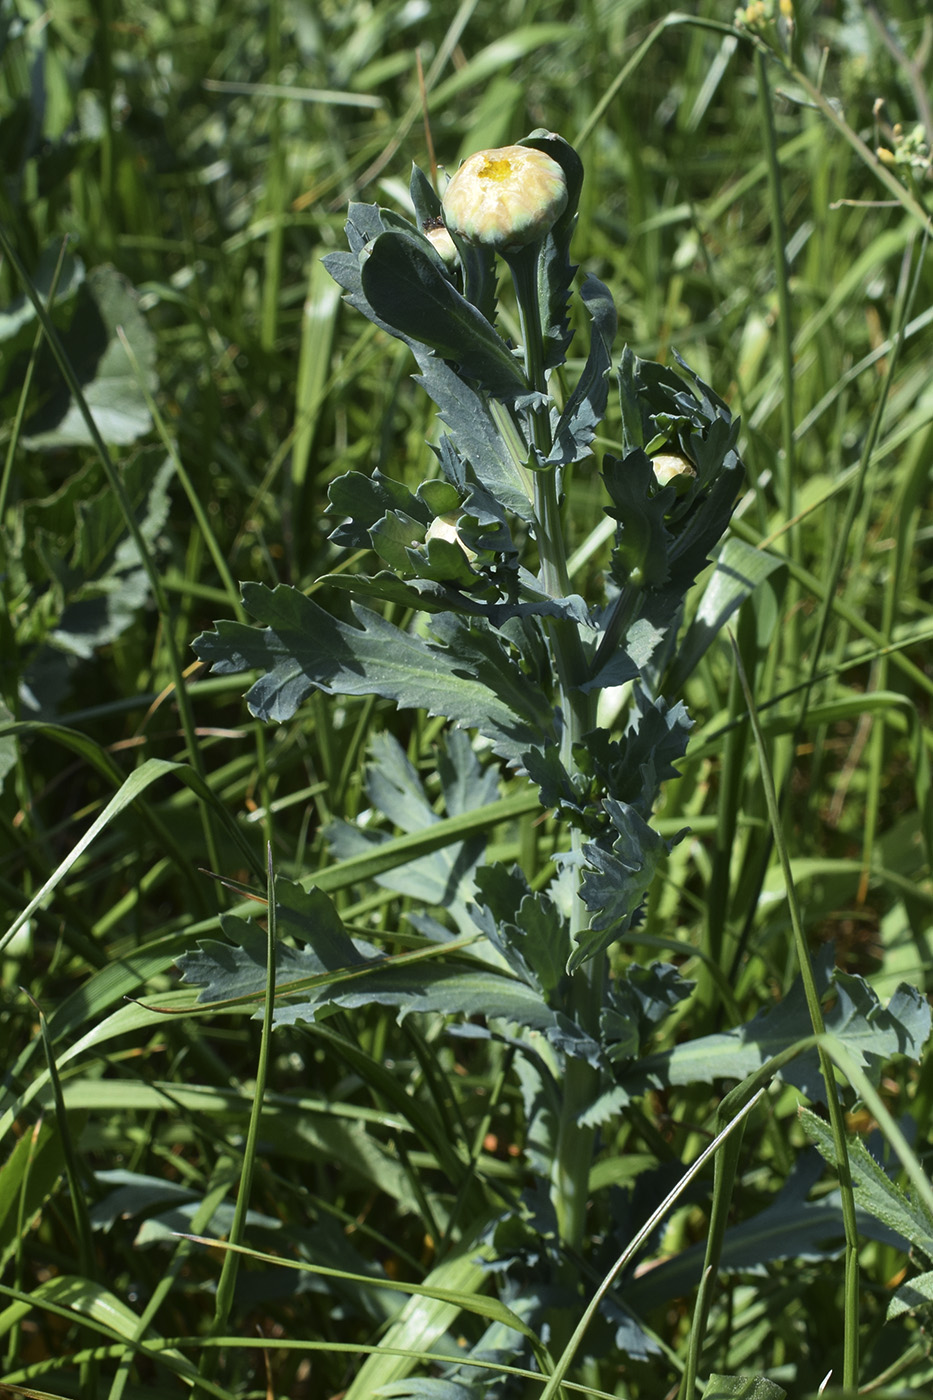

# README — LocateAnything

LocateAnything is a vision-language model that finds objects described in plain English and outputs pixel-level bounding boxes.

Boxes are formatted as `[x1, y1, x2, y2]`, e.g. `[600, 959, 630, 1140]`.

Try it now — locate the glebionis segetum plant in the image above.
[185, 130, 931, 1396]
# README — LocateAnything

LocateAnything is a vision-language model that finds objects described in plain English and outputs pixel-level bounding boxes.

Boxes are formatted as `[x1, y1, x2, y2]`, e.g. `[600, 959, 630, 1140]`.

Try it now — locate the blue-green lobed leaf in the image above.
[193, 583, 557, 760]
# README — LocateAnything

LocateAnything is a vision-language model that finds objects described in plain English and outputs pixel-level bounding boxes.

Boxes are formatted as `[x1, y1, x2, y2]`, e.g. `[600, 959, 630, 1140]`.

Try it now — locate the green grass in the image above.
[2, 0, 933, 1396]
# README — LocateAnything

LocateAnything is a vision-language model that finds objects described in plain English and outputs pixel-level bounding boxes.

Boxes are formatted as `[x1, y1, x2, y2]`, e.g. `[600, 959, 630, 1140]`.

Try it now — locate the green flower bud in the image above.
[441, 144, 568, 253]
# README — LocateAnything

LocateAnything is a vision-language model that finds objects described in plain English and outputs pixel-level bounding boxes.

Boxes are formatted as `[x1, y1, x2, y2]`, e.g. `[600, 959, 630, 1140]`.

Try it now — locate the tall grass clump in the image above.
[2, 2, 933, 1398]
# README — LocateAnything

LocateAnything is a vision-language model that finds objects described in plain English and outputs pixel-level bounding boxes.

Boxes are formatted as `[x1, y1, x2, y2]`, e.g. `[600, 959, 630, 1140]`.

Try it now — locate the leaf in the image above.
[325, 222, 534, 520]
[701, 1376, 786, 1400]
[519, 129, 585, 368]
[193, 583, 557, 760]
[21, 265, 157, 448]
[51, 449, 175, 659]
[326, 731, 495, 931]
[375, 1383, 475, 1399]
[177, 878, 601, 1063]
[0, 1121, 64, 1272]
[887, 1269, 933, 1321]
[361, 230, 529, 400]
[800, 1108, 933, 1259]
[573, 800, 673, 972]
[89, 1170, 198, 1232]
[631, 1150, 884, 1311]
[0, 241, 84, 342]
[0, 700, 17, 794]
[624, 949, 931, 1101]
[547, 272, 616, 465]
[665, 535, 785, 693]
[327, 468, 431, 550]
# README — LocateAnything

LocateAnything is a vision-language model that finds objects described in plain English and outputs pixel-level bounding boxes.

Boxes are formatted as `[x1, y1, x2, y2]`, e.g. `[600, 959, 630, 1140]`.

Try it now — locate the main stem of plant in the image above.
[508, 245, 601, 1258]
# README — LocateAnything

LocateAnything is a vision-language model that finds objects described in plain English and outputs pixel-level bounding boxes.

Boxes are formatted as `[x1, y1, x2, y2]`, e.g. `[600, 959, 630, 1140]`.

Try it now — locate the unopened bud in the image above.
[441, 144, 568, 253]
[651, 452, 696, 488]
[425, 512, 477, 561]
[423, 218, 460, 267]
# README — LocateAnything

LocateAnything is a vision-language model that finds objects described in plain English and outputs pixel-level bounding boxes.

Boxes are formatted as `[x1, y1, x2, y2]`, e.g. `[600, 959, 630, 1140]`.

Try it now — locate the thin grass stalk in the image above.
[539, 1091, 765, 1400]
[0, 1284, 232, 1396]
[729, 514, 933, 703]
[115, 326, 275, 847]
[0, 226, 223, 885]
[106, 1169, 240, 1400]
[677, 1098, 751, 1400]
[260, 0, 285, 353]
[731, 637, 860, 1389]
[194, 844, 278, 1397]
[755, 48, 796, 544]
[4, 1116, 44, 1372]
[24, 995, 98, 1398]
[0, 240, 70, 524]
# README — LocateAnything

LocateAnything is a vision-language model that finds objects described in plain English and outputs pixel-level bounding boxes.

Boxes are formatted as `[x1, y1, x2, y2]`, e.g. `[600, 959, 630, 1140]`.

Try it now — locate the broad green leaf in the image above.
[0, 242, 84, 342]
[361, 230, 529, 400]
[22, 265, 157, 448]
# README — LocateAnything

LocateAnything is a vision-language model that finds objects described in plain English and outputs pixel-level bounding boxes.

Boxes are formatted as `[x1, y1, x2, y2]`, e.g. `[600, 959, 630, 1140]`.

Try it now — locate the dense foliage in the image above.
[2, 2, 933, 1398]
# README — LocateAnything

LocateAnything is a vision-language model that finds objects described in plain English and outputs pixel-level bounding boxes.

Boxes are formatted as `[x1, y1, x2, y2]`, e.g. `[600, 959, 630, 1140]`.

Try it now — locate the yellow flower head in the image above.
[442, 144, 568, 253]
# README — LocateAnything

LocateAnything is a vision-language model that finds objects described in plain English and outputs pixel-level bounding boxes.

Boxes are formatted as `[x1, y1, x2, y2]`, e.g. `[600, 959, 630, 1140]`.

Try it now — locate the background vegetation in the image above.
[2, 0, 933, 1396]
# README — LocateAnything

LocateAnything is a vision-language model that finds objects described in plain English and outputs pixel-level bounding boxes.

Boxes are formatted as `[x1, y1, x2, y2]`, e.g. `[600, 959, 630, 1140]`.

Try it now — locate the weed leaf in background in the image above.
[625, 947, 930, 1101]
[18, 266, 157, 448]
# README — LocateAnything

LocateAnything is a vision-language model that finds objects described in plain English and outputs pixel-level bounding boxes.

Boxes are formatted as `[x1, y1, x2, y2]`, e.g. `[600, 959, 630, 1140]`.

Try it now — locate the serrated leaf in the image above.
[625, 950, 930, 1101]
[547, 272, 616, 465]
[573, 800, 671, 971]
[800, 1108, 933, 1259]
[177, 877, 599, 1061]
[326, 219, 534, 518]
[887, 1269, 933, 1320]
[326, 731, 494, 931]
[193, 583, 556, 760]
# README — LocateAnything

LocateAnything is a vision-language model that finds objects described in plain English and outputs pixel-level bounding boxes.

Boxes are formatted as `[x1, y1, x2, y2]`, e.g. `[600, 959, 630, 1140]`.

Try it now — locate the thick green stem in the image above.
[507, 241, 599, 1256]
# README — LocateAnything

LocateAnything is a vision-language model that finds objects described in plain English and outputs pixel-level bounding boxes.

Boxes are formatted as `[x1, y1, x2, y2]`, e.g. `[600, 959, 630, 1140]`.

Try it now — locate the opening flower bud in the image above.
[441, 145, 568, 252]
[422, 218, 460, 267]
[651, 452, 696, 488]
[425, 512, 477, 562]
